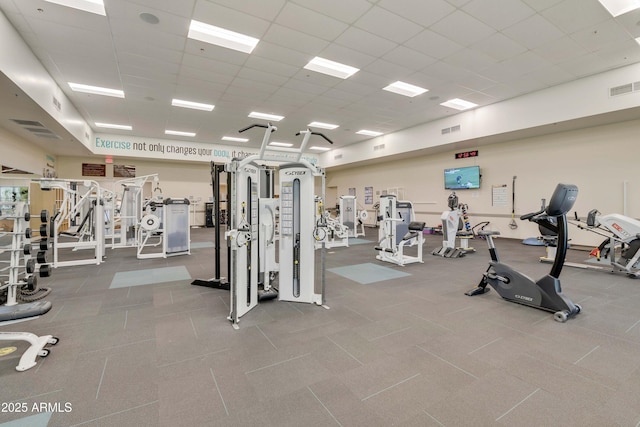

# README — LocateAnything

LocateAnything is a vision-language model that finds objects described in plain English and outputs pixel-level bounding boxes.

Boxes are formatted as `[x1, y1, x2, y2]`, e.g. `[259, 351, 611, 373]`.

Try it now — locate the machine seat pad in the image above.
[408, 222, 426, 231]
[0, 301, 52, 322]
[478, 230, 500, 236]
[457, 231, 473, 237]
[402, 231, 419, 241]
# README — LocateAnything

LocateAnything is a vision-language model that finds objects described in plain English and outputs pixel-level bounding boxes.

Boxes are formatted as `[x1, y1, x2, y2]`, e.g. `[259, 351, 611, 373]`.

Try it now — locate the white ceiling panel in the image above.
[541, 0, 610, 34]
[128, 0, 197, 18]
[262, 24, 329, 55]
[290, 0, 372, 24]
[317, 43, 378, 70]
[442, 48, 498, 72]
[470, 32, 528, 62]
[2, 0, 640, 153]
[382, 46, 437, 71]
[569, 19, 631, 53]
[354, 6, 423, 44]
[502, 13, 566, 50]
[192, 1, 271, 39]
[275, 2, 349, 41]
[430, 10, 496, 47]
[199, 0, 286, 21]
[462, 0, 536, 30]
[404, 29, 465, 60]
[377, 0, 455, 27]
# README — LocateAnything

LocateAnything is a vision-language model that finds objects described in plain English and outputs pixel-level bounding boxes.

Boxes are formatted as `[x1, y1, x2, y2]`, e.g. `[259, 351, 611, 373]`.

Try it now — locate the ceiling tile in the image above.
[290, 0, 373, 24]
[462, 0, 536, 30]
[532, 36, 589, 63]
[404, 29, 465, 60]
[541, 0, 611, 34]
[382, 46, 437, 71]
[354, 6, 423, 44]
[333, 27, 397, 59]
[192, 1, 271, 38]
[261, 24, 329, 55]
[275, 2, 349, 41]
[430, 10, 496, 47]
[442, 48, 498, 72]
[377, 0, 455, 27]
[502, 13, 566, 49]
[470, 32, 528, 62]
[196, 0, 286, 21]
[569, 19, 631, 53]
[318, 43, 378, 69]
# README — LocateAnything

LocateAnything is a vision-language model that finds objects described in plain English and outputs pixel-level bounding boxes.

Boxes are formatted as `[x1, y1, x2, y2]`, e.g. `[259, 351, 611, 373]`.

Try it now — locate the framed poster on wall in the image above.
[114, 164, 136, 178]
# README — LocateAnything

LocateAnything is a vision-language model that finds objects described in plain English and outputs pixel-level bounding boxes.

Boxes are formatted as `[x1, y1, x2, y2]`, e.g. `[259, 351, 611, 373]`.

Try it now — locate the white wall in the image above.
[1, 127, 49, 174]
[55, 156, 213, 226]
[326, 119, 640, 247]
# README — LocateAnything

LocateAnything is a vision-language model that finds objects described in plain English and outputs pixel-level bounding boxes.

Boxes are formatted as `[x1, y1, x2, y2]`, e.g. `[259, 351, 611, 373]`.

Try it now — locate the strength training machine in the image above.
[465, 183, 582, 322]
[374, 194, 425, 266]
[432, 191, 475, 258]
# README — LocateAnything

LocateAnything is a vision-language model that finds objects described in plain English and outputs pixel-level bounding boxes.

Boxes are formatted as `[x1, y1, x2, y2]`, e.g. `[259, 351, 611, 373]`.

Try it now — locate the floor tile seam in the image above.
[521, 353, 617, 391]
[79, 338, 156, 356]
[361, 372, 422, 401]
[156, 347, 231, 368]
[416, 345, 478, 380]
[244, 352, 312, 375]
[307, 385, 343, 427]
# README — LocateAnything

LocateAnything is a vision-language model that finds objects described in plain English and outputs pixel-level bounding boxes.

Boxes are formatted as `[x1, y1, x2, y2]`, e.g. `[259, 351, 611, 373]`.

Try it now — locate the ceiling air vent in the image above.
[334, 154, 342, 160]
[11, 119, 45, 127]
[373, 143, 385, 151]
[10, 118, 61, 139]
[609, 83, 633, 97]
[442, 125, 461, 134]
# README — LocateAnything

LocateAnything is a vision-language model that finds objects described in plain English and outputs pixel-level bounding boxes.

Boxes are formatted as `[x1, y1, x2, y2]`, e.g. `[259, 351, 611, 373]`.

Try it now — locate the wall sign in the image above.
[82, 163, 106, 177]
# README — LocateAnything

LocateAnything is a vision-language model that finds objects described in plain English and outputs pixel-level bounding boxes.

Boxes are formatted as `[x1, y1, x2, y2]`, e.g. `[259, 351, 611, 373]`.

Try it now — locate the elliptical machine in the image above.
[465, 183, 581, 322]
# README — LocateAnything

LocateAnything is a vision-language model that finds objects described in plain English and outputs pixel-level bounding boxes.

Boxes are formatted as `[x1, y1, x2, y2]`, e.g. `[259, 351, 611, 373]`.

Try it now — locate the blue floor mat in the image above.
[328, 262, 411, 284]
[109, 266, 192, 289]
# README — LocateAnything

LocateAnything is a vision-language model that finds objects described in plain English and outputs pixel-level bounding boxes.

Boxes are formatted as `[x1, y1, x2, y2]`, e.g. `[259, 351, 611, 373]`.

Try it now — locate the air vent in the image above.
[442, 125, 461, 134]
[11, 119, 45, 127]
[609, 82, 640, 97]
[373, 143, 385, 151]
[11, 118, 61, 139]
[52, 96, 61, 111]
[334, 154, 342, 160]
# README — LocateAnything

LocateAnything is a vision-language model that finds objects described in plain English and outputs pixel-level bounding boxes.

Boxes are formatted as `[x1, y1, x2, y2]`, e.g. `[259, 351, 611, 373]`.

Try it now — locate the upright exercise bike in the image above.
[465, 183, 581, 322]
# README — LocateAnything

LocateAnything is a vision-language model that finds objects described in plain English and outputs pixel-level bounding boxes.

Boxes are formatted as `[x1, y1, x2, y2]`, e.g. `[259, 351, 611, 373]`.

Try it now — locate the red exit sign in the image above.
[455, 150, 478, 159]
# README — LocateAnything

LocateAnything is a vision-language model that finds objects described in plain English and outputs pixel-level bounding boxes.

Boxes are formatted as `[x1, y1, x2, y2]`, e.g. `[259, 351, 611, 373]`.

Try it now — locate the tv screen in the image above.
[444, 166, 480, 190]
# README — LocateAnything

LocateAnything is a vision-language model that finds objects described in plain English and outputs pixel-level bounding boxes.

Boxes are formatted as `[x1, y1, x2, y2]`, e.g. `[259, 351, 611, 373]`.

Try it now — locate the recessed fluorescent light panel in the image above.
[95, 122, 132, 130]
[383, 81, 428, 98]
[597, 0, 640, 17]
[172, 99, 214, 111]
[310, 146, 331, 151]
[222, 136, 249, 142]
[188, 20, 259, 54]
[636, 36, 640, 46]
[44, 0, 105, 16]
[440, 98, 478, 111]
[304, 57, 359, 79]
[269, 141, 293, 147]
[165, 130, 196, 137]
[68, 82, 124, 98]
[308, 121, 339, 130]
[248, 112, 284, 121]
[356, 130, 383, 137]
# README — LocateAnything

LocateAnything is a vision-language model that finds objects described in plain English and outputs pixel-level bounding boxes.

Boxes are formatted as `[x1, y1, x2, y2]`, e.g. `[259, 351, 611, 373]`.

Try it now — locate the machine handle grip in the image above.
[294, 130, 334, 144]
[520, 198, 546, 221]
[238, 123, 274, 133]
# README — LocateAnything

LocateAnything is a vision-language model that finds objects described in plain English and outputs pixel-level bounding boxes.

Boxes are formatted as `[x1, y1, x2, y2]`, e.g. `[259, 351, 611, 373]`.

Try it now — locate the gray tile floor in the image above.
[1, 227, 640, 426]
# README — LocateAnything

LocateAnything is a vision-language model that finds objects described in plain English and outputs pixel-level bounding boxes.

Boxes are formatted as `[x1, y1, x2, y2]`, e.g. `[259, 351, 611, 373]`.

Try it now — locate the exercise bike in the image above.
[465, 183, 581, 322]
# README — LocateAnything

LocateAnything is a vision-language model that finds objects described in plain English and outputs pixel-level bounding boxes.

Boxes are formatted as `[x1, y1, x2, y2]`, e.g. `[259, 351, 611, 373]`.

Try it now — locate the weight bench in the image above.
[0, 300, 58, 371]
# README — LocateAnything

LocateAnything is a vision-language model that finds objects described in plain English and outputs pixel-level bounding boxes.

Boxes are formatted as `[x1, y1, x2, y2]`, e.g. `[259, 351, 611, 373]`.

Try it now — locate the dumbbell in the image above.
[22, 240, 49, 255]
[2, 258, 38, 274]
[0, 210, 49, 223]
[39, 264, 52, 277]
[0, 228, 32, 238]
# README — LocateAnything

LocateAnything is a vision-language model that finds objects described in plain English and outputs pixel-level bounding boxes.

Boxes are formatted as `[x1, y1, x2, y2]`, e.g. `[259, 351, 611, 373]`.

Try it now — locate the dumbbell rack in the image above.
[0, 202, 52, 304]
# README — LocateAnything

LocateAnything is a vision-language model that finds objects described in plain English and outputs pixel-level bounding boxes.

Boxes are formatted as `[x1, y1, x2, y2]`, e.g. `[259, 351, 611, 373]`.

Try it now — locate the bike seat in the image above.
[478, 230, 500, 236]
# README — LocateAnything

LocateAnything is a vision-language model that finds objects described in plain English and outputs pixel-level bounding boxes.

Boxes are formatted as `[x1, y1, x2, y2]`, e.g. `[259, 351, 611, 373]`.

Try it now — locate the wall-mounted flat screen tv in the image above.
[444, 166, 480, 190]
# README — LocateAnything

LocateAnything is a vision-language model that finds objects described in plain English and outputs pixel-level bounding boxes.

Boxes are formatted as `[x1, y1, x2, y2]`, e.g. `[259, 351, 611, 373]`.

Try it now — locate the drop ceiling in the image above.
[1, 0, 640, 156]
